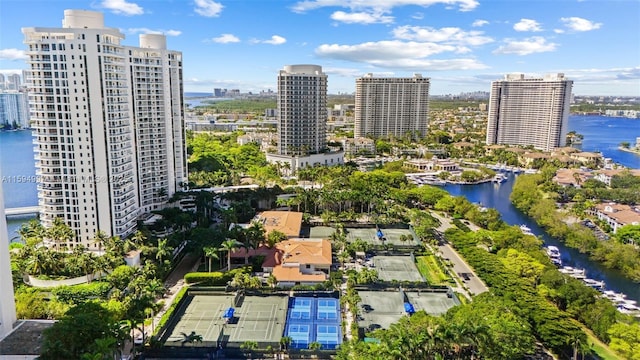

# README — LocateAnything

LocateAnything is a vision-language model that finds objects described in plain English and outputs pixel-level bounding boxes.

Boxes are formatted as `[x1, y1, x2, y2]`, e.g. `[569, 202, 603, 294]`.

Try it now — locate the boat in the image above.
[583, 278, 606, 290]
[559, 266, 586, 279]
[492, 173, 507, 183]
[546, 246, 561, 259]
[520, 224, 534, 236]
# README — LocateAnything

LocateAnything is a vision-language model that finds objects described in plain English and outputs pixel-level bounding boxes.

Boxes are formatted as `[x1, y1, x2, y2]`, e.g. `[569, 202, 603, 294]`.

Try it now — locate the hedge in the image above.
[183, 267, 252, 286]
[52, 281, 112, 304]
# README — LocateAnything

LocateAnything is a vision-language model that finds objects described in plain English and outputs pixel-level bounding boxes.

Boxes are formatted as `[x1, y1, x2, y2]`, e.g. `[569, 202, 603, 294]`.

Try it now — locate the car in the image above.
[460, 273, 471, 281]
[134, 333, 147, 345]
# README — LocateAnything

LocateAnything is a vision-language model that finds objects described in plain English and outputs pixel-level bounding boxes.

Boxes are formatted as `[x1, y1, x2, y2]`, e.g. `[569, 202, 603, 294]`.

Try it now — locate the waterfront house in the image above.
[592, 203, 640, 234]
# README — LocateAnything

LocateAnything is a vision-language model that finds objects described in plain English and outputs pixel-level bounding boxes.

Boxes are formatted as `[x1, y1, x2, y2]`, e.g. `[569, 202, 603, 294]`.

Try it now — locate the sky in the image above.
[0, 0, 639, 96]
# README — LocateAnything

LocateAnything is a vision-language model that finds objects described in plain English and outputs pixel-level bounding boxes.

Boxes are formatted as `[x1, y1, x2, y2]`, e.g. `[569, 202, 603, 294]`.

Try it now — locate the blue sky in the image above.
[0, 0, 638, 96]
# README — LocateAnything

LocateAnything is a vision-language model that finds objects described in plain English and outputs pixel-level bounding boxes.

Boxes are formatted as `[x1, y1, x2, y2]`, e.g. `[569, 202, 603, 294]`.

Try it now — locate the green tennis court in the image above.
[374, 255, 424, 282]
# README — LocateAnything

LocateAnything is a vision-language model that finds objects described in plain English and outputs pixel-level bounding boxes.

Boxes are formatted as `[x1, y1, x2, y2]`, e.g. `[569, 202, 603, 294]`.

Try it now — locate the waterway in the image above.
[443, 172, 640, 303]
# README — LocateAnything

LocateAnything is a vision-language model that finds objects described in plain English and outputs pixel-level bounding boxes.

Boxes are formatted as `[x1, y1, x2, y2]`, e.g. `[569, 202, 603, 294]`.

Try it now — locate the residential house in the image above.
[592, 203, 640, 234]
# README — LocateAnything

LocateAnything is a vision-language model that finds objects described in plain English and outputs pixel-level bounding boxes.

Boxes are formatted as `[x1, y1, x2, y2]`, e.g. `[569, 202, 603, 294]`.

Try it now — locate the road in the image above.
[430, 211, 489, 296]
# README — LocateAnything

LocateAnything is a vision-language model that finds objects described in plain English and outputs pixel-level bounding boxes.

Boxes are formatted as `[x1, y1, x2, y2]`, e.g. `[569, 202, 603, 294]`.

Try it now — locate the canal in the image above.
[443, 172, 640, 303]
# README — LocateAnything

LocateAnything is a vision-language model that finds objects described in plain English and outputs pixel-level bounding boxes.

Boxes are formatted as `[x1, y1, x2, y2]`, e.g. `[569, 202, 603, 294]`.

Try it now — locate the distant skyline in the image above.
[0, 0, 638, 96]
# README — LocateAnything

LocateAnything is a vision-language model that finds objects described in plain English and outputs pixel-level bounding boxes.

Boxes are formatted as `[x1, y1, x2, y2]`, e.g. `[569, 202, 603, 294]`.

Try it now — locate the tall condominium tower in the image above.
[355, 73, 430, 139]
[277, 65, 327, 156]
[0, 169, 17, 339]
[0, 91, 30, 128]
[486, 73, 573, 152]
[23, 10, 186, 248]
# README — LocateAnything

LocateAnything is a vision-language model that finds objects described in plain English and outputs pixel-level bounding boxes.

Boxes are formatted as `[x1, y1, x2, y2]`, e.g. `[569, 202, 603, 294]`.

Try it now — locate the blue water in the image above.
[1, 130, 37, 241]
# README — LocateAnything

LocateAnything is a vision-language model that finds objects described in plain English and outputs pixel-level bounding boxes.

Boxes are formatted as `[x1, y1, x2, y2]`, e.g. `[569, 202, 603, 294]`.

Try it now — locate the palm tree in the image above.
[155, 238, 173, 263]
[267, 273, 278, 289]
[308, 341, 322, 352]
[47, 217, 74, 251]
[203, 246, 219, 272]
[280, 336, 292, 352]
[220, 238, 240, 271]
[241, 340, 258, 359]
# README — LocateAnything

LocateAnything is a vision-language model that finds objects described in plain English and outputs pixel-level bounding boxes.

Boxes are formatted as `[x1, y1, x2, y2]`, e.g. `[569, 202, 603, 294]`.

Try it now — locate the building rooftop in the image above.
[256, 211, 303, 238]
[0, 320, 54, 358]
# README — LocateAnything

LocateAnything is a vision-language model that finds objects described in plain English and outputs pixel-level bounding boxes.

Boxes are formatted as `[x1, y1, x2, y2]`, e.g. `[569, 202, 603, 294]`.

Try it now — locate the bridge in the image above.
[5, 206, 41, 216]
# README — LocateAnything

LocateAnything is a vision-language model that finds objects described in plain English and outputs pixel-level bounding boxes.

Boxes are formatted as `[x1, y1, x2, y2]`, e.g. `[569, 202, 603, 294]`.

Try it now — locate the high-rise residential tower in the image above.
[277, 64, 327, 156]
[23, 10, 186, 248]
[486, 73, 573, 152]
[0, 91, 30, 128]
[355, 73, 430, 139]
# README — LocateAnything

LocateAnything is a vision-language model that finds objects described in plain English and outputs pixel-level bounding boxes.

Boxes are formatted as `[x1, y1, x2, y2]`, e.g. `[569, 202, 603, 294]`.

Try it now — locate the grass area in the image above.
[415, 255, 450, 286]
[582, 326, 622, 360]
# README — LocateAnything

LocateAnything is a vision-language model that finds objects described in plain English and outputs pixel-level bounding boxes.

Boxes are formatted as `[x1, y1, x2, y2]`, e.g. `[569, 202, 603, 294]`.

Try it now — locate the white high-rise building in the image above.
[0, 169, 17, 340]
[23, 10, 186, 248]
[6, 74, 21, 91]
[486, 73, 573, 152]
[277, 65, 327, 156]
[355, 73, 430, 139]
[0, 91, 30, 128]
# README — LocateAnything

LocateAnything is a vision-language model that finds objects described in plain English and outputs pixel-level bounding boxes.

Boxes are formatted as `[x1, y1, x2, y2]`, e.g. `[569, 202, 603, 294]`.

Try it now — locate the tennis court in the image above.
[374, 255, 424, 282]
[163, 294, 288, 348]
[405, 291, 460, 315]
[164, 294, 234, 347]
[285, 297, 342, 350]
[357, 291, 405, 331]
[225, 295, 288, 344]
[309, 226, 335, 239]
[346, 227, 420, 246]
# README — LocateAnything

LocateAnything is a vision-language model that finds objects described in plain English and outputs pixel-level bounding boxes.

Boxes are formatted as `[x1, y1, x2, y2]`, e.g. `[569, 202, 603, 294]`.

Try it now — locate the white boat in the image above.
[520, 224, 534, 236]
[559, 266, 586, 279]
[546, 246, 561, 258]
[492, 173, 507, 183]
[583, 278, 606, 290]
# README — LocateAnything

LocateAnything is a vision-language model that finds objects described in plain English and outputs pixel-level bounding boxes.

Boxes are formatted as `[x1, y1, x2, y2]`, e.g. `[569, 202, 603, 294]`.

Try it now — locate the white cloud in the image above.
[330, 11, 393, 24]
[126, 28, 182, 36]
[212, 34, 240, 43]
[100, 0, 143, 15]
[412, 12, 424, 20]
[493, 36, 557, 55]
[392, 25, 494, 46]
[513, 19, 543, 32]
[560, 17, 602, 32]
[0, 48, 27, 61]
[292, 0, 479, 14]
[315, 40, 487, 70]
[554, 29, 565, 34]
[262, 35, 287, 45]
[472, 19, 489, 27]
[194, 0, 223, 17]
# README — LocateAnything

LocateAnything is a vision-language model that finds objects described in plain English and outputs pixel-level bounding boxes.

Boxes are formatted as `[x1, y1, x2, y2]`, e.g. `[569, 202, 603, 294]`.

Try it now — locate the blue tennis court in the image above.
[316, 299, 338, 320]
[315, 324, 340, 348]
[285, 297, 342, 350]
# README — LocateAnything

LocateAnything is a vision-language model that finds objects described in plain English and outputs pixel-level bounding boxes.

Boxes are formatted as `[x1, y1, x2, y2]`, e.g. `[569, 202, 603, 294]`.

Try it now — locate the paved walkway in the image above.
[429, 211, 488, 297]
[127, 252, 201, 356]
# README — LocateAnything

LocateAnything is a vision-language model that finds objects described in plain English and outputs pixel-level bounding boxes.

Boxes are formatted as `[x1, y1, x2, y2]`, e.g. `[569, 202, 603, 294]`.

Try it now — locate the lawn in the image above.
[415, 255, 450, 286]
[582, 326, 622, 360]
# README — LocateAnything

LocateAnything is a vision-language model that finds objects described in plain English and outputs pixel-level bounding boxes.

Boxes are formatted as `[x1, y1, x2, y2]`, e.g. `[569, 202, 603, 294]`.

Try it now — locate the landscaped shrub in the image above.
[183, 266, 252, 286]
[155, 286, 188, 336]
[52, 282, 112, 304]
